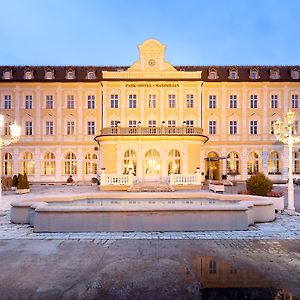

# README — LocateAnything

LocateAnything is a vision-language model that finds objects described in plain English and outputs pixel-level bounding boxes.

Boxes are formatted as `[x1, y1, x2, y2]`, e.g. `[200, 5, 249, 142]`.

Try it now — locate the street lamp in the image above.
[0, 114, 22, 210]
[273, 109, 300, 214]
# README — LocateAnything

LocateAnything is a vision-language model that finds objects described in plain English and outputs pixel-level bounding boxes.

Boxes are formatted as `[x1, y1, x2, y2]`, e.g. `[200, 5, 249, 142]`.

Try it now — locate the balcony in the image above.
[98, 126, 204, 136]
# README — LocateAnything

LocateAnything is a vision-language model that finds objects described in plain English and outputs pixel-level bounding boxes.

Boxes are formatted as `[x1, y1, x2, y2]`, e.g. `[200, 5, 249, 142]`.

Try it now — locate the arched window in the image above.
[43, 152, 55, 175]
[168, 149, 181, 174]
[123, 149, 137, 175]
[206, 151, 220, 180]
[227, 152, 240, 175]
[64, 152, 77, 175]
[22, 152, 34, 175]
[85, 153, 98, 175]
[2, 153, 13, 175]
[145, 149, 160, 175]
[247, 152, 259, 175]
[294, 151, 300, 174]
[268, 151, 280, 174]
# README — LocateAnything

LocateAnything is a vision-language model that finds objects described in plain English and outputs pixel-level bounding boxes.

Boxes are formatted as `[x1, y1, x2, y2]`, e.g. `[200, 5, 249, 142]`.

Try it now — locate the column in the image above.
[261, 149, 269, 176]
[77, 86, 83, 139]
[121, 84, 126, 124]
[241, 146, 248, 181]
[56, 86, 62, 139]
[221, 84, 226, 140]
[262, 85, 268, 140]
[35, 86, 41, 140]
[55, 147, 62, 181]
[77, 147, 83, 181]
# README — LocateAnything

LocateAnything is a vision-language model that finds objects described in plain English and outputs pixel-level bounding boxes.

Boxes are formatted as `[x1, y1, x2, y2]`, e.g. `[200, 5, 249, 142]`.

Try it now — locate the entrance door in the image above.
[144, 149, 161, 181]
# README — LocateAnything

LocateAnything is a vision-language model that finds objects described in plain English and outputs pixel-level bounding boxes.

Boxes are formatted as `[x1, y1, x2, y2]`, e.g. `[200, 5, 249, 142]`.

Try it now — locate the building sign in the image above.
[125, 83, 180, 88]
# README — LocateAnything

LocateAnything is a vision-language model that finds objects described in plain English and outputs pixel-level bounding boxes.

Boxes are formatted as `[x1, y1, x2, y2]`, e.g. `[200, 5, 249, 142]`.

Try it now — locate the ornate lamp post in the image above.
[0, 114, 21, 209]
[273, 109, 300, 214]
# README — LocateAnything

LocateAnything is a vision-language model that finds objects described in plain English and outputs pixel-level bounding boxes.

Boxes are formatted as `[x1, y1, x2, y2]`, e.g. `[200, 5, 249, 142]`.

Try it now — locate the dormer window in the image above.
[24, 69, 34, 80]
[208, 68, 218, 80]
[291, 68, 299, 80]
[87, 70, 95, 80]
[66, 69, 75, 79]
[229, 68, 239, 80]
[45, 69, 54, 80]
[249, 68, 259, 80]
[270, 68, 280, 80]
[2, 69, 12, 80]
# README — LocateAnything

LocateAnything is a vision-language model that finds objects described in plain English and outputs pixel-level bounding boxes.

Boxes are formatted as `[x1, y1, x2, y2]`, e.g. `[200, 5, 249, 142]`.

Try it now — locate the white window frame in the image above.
[186, 94, 194, 108]
[250, 94, 258, 108]
[46, 95, 54, 109]
[87, 95, 95, 109]
[25, 121, 33, 135]
[4, 95, 11, 109]
[292, 94, 299, 109]
[229, 95, 237, 108]
[209, 120, 216, 135]
[67, 121, 75, 135]
[110, 94, 119, 108]
[129, 94, 137, 108]
[168, 94, 176, 108]
[87, 121, 95, 135]
[209, 95, 217, 109]
[250, 120, 258, 135]
[46, 121, 54, 135]
[229, 120, 237, 135]
[271, 95, 278, 108]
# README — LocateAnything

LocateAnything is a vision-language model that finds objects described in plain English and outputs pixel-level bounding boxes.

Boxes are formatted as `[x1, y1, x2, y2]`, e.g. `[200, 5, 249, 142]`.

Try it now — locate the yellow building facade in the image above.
[0, 39, 299, 184]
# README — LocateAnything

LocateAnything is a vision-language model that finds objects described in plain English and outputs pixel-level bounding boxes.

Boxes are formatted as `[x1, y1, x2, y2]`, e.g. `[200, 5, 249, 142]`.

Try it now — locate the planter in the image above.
[11, 187, 17, 191]
[16, 189, 30, 194]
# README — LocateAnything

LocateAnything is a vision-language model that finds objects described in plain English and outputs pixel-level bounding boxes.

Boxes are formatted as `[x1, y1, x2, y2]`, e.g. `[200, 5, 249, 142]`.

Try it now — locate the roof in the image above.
[0, 65, 299, 82]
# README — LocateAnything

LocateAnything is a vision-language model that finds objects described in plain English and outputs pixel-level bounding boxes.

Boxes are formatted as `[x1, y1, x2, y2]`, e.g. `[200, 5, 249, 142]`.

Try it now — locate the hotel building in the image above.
[0, 39, 299, 186]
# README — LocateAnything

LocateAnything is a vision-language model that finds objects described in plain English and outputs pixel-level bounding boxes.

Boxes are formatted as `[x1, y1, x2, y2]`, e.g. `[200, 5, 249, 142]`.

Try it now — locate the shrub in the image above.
[246, 172, 273, 196]
[12, 175, 18, 187]
[67, 175, 74, 184]
[266, 191, 284, 197]
[91, 177, 98, 183]
[16, 173, 23, 190]
[22, 173, 30, 189]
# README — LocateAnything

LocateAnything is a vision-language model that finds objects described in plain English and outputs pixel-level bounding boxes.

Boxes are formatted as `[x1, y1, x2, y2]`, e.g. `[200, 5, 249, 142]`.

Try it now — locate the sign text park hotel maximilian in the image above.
[0, 39, 299, 185]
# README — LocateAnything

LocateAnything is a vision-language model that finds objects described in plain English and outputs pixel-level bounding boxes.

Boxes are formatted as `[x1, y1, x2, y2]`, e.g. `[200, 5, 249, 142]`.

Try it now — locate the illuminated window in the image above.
[85, 153, 98, 174]
[168, 149, 181, 174]
[268, 151, 280, 174]
[227, 152, 240, 174]
[2, 152, 13, 175]
[42, 152, 55, 175]
[247, 152, 259, 175]
[22, 152, 34, 175]
[64, 152, 77, 175]
[123, 149, 137, 175]
[4, 122, 11, 135]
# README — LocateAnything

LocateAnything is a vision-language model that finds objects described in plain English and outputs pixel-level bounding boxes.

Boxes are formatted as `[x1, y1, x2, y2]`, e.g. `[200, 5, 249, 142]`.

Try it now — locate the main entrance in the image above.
[144, 149, 161, 181]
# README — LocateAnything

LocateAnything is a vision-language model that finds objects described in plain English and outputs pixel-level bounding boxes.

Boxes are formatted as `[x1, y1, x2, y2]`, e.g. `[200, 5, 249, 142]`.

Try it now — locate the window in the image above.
[292, 94, 299, 108]
[270, 69, 280, 80]
[46, 95, 53, 109]
[229, 120, 237, 135]
[292, 120, 299, 134]
[250, 120, 258, 135]
[227, 152, 240, 174]
[129, 94, 137, 108]
[45, 70, 54, 79]
[209, 260, 217, 274]
[87, 121, 95, 135]
[3, 70, 12, 80]
[25, 95, 33, 109]
[4, 122, 11, 135]
[110, 94, 119, 108]
[294, 151, 300, 174]
[87, 95, 95, 109]
[209, 95, 217, 109]
[129, 120, 137, 127]
[250, 95, 258, 108]
[123, 150, 137, 175]
[186, 94, 194, 108]
[268, 151, 280, 174]
[46, 121, 54, 135]
[24, 70, 33, 80]
[67, 121, 75, 135]
[66, 70, 75, 79]
[208, 69, 218, 80]
[22, 152, 34, 175]
[148, 120, 156, 127]
[67, 95, 75, 109]
[209, 120, 216, 134]
[248, 152, 259, 175]
[270, 120, 276, 134]
[148, 94, 156, 108]
[271, 95, 278, 108]
[85, 153, 98, 174]
[110, 120, 119, 127]
[229, 95, 237, 108]
[186, 120, 194, 127]
[43, 152, 55, 175]
[87, 71, 95, 80]
[229, 69, 239, 79]
[64, 152, 77, 175]
[168, 94, 176, 108]
[4, 95, 11, 109]
[168, 149, 181, 174]
[25, 121, 33, 135]
[168, 120, 176, 127]
[291, 69, 299, 80]
[2, 153, 13, 175]
[250, 69, 259, 79]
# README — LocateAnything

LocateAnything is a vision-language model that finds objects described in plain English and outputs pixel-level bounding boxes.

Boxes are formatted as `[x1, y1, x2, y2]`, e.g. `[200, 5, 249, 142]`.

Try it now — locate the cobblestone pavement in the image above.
[0, 209, 299, 240]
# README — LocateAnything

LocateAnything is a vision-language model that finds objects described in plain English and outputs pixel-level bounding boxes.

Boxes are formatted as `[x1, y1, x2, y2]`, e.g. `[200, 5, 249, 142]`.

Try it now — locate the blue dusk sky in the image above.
[0, 0, 299, 66]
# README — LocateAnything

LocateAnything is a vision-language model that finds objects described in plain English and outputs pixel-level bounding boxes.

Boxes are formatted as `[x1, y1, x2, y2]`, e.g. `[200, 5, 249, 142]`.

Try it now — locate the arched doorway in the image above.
[205, 151, 220, 180]
[168, 149, 181, 174]
[144, 149, 160, 180]
[123, 149, 137, 175]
